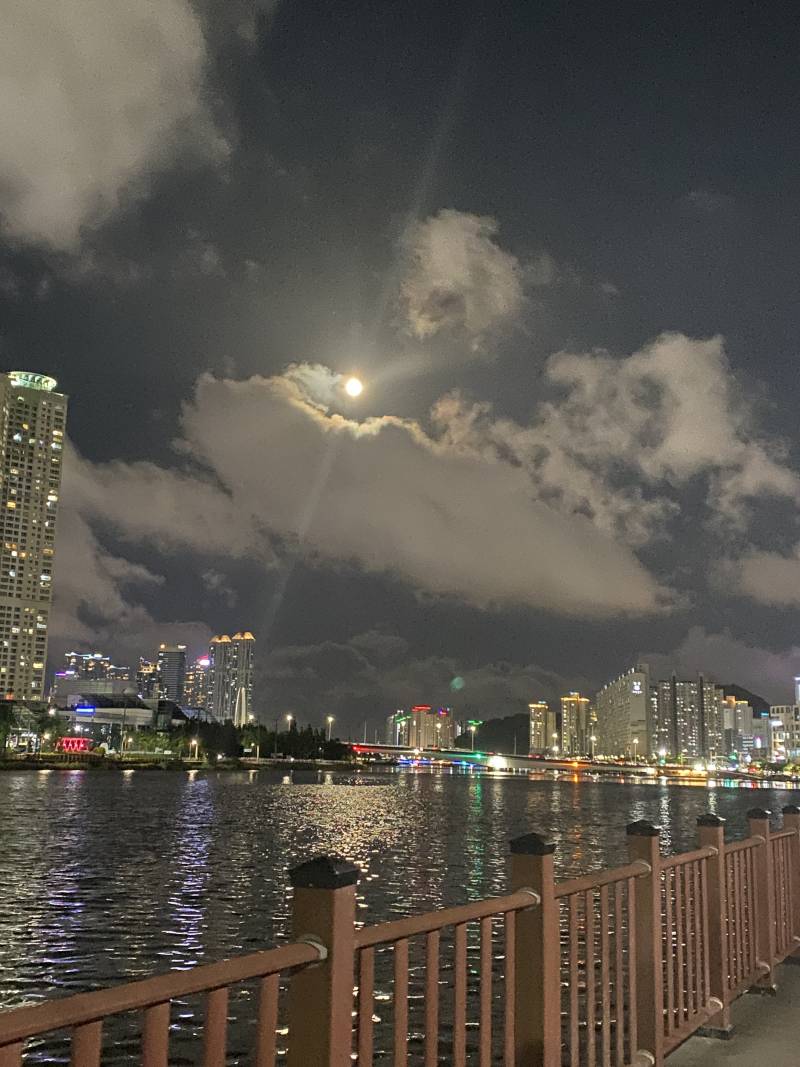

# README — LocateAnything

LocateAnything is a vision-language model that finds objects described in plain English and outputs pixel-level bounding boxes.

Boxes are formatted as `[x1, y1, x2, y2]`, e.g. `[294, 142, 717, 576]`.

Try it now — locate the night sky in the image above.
[2, 1, 800, 727]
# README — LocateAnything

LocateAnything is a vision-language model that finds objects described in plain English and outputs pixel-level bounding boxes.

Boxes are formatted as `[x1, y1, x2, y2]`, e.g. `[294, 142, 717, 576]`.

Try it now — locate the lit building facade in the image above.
[157, 643, 187, 703]
[136, 658, 159, 699]
[183, 656, 210, 709]
[721, 695, 754, 758]
[767, 706, 800, 763]
[385, 710, 408, 745]
[406, 705, 455, 748]
[528, 701, 550, 754]
[560, 692, 592, 755]
[594, 665, 651, 758]
[208, 632, 255, 725]
[654, 676, 722, 760]
[0, 371, 67, 702]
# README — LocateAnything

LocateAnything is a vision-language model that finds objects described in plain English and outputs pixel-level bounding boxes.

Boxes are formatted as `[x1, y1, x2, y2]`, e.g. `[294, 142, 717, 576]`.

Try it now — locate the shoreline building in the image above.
[0, 371, 67, 703]
[594, 664, 652, 758]
[654, 675, 722, 760]
[183, 656, 210, 709]
[385, 706, 455, 748]
[136, 658, 159, 700]
[528, 701, 550, 754]
[208, 633, 255, 725]
[560, 692, 592, 755]
[157, 643, 187, 704]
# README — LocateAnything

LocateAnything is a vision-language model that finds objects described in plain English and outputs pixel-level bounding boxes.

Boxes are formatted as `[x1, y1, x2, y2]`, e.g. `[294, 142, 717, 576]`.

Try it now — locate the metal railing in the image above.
[1, 806, 800, 1066]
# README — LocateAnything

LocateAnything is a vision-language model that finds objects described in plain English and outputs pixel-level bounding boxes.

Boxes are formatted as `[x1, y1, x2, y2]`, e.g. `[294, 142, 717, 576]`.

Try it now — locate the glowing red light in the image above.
[56, 736, 92, 753]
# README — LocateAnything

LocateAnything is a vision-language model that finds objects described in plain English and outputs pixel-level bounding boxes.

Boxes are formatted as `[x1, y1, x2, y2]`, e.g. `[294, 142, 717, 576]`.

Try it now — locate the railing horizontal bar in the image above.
[554, 859, 650, 899]
[723, 838, 761, 855]
[770, 829, 797, 841]
[661, 846, 717, 870]
[355, 889, 538, 948]
[0, 941, 321, 1044]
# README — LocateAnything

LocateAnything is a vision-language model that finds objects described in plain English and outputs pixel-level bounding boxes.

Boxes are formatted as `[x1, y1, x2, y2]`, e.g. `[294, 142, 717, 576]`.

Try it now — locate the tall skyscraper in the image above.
[560, 692, 591, 755]
[183, 656, 210, 708]
[0, 371, 67, 702]
[594, 664, 652, 758]
[157, 643, 187, 703]
[207, 632, 255, 724]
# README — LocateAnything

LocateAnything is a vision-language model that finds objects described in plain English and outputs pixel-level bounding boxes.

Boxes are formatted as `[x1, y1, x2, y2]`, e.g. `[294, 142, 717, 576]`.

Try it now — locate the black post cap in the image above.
[289, 855, 360, 890]
[626, 820, 661, 837]
[782, 804, 800, 816]
[747, 808, 771, 821]
[697, 813, 726, 827]
[510, 832, 555, 856]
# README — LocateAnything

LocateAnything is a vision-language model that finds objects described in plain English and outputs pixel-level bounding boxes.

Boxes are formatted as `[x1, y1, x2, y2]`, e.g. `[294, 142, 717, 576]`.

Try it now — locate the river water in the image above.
[0, 766, 797, 1061]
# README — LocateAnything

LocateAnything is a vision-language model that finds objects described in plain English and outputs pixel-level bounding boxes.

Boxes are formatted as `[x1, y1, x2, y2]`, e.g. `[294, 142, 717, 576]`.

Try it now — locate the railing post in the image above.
[509, 832, 559, 1067]
[747, 808, 776, 993]
[781, 804, 800, 963]
[696, 813, 732, 1036]
[626, 820, 664, 1066]
[286, 854, 359, 1067]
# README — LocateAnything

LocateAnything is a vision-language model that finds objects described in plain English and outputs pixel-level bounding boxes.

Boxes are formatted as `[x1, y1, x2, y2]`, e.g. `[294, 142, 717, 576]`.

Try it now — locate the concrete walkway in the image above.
[669, 963, 800, 1066]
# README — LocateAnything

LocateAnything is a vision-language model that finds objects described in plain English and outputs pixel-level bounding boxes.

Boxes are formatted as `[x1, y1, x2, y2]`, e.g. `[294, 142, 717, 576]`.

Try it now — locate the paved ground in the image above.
[669, 963, 800, 1066]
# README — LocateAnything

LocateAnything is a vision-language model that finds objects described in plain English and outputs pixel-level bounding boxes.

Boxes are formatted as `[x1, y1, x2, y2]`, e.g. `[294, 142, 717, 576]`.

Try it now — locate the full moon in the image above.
[344, 377, 363, 397]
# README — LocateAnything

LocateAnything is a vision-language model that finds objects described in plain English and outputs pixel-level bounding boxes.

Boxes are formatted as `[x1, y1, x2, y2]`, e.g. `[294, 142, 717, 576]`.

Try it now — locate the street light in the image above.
[590, 734, 597, 759]
[121, 686, 136, 758]
[326, 715, 334, 741]
[632, 737, 639, 763]
[469, 724, 476, 751]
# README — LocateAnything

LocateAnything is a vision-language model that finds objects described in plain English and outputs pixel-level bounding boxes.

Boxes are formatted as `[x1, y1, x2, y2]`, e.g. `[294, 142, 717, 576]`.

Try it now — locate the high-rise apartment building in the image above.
[594, 665, 652, 758]
[560, 692, 592, 755]
[386, 710, 408, 745]
[136, 658, 159, 699]
[654, 675, 722, 759]
[0, 371, 67, 702]
[207, 632, 255, 725]
[400, 705, 455, 748]
[157, 643, 187, 703]
[766, 706, 800, 763]
[183, 656, 210, 709]
[721, 695, 754, 759]
[528, 701, 550, 754]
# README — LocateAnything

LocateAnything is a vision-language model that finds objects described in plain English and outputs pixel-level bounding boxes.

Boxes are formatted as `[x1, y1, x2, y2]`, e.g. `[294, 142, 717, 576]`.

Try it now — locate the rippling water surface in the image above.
[1, 766, 797, 1061]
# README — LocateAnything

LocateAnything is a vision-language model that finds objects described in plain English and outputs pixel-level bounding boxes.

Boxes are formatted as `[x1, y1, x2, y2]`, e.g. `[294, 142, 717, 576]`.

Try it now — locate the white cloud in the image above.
[642, 626, 797, 705]
[173, 370, 666, 616]
[722, 547, 800, 607]
[0, 0, 224, 250]
[432, 333, 800, 544]
[399, 210, 526, 346]
[60, 365, 667, 624]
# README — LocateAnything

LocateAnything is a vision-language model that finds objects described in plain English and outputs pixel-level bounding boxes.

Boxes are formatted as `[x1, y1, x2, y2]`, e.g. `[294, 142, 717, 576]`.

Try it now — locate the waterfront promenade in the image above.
[1, 802, 799, 1065]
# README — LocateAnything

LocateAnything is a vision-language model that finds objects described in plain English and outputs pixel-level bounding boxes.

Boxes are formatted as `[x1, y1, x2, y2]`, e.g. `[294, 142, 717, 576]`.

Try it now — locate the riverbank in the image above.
[0, 755, 356, 772]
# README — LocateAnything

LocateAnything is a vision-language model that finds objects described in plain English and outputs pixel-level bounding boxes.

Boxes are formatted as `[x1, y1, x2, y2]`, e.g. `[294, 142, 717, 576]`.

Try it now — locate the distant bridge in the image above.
[346, 741, 767, 781]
